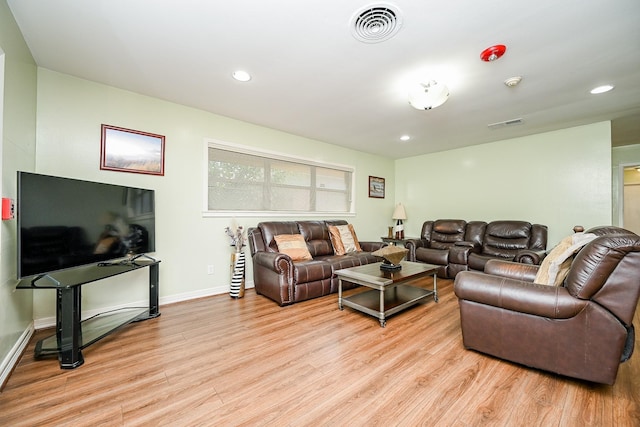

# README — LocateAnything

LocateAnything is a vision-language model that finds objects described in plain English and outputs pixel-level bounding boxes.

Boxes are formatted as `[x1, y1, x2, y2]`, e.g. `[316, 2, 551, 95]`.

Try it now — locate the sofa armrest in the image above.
[404, 239, 428, 261]
[451, 240, 480, 261]
[254, 251, 293, 273]
[359, 241, 386, 252]
[454, 240, 480, 250]
[454, 271, 587, 319]
[514, 248, 546, 265]
[484, 259, 539, 282]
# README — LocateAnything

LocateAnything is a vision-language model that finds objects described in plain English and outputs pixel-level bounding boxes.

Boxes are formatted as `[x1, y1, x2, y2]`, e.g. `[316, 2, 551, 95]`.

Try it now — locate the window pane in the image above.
[206, 144, 354, 214]
[271, 160, 310, 187]
[270, 187, 310, 211]
[317, 190, 350, 212]
[317, 168, 348, 191]
[208, 183, 264, 210]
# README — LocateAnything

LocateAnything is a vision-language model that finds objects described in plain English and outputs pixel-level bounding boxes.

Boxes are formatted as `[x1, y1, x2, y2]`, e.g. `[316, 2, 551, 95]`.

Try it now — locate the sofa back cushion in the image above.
[465, 221, 487, 247]
[258, 221, 301, 253]
[482, 221, 532, 257]
[298, 221, 334, 257]
[429, 219, 467, 250]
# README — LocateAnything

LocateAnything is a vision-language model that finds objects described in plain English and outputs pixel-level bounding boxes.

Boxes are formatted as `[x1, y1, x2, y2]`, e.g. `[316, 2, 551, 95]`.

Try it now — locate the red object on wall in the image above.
[480, 44, 507, 62]
[2, 197, 15, 220]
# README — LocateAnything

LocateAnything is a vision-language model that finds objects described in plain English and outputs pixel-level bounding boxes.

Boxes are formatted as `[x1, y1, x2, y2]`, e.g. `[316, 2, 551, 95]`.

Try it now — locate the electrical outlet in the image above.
[207, 265, 214, 275]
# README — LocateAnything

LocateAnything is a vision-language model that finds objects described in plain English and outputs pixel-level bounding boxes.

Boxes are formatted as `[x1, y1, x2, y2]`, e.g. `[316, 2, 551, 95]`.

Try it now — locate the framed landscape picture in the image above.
[100, 124, 165, 176]
[368, 176, 385, 198]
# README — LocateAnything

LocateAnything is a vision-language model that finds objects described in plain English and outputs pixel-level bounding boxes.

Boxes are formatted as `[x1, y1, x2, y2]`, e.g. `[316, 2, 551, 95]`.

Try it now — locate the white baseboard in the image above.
[0, 322, 34, 391]
[33, 281, 255, 330]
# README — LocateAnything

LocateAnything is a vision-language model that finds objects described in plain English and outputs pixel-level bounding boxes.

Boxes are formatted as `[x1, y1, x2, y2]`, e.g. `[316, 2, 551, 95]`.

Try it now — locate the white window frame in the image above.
[203, 139, 356, 217]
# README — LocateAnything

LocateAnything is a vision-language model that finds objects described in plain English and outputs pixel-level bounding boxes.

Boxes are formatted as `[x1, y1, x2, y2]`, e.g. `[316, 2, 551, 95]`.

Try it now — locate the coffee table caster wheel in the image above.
[379, 319, 386, 328]
[434, 295, 439, 303]
[339, 306, 344, 311]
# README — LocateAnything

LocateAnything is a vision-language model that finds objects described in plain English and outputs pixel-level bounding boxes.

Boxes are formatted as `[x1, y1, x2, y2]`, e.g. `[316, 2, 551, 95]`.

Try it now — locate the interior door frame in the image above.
[617, 162, 640, 229]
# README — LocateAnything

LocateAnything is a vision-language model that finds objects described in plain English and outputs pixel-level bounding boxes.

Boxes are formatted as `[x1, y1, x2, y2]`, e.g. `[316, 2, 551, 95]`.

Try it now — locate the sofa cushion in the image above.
[416, 247, 449, 266]
[328, 224, 362, 255]
[430, 219, 467, 250]
[293, 260, 333, 283]
[298, 221, 334, 257]
[274, 234, 313, 261]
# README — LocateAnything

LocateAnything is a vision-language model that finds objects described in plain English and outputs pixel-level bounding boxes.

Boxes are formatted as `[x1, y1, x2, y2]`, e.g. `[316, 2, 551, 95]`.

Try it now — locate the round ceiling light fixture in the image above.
[232, 70, 252, 82]
[480, 44, 507, 62]
[408, 80, 449, 110]
[590, 84, 614, 94]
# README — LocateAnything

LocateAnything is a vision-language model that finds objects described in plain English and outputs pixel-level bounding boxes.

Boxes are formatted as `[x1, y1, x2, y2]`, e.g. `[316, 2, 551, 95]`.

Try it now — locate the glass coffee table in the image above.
[336, 261, 438, 327]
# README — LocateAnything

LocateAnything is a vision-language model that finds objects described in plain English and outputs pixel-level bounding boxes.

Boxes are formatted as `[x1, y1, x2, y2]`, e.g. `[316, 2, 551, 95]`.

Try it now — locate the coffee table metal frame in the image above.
[336, 261, 438, 327]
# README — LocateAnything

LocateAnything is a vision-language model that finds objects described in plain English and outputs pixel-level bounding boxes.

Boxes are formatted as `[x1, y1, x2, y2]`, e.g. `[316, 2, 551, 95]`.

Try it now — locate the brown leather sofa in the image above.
[453, 226, 640, 385]
[248, 220, 385, 306]
[406, 219, 547, 278]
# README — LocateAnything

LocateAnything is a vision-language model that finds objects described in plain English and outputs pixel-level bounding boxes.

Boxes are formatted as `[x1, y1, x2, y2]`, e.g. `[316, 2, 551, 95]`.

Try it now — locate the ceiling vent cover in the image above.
[488, 118, 524, 129]
[350, 4, 403, 43]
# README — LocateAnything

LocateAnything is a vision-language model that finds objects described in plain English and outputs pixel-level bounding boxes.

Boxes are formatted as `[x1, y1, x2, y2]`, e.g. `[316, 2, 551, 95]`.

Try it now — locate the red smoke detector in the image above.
[480, 44, 507, 62]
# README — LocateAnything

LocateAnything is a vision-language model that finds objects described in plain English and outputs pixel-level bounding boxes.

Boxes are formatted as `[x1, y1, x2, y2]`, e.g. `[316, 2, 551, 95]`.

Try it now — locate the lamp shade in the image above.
[408, 80, 449, 110]
[392, 203, 407, 220]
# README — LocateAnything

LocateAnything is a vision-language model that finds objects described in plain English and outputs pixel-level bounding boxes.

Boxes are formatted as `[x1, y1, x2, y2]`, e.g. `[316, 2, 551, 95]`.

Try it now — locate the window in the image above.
[205, 141, 355, 216]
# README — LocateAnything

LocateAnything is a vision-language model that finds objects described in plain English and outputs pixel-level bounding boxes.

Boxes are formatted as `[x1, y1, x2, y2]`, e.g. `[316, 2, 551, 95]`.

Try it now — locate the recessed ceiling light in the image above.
[590, 84, 614, 94]
[232, 70, 251, 82]
[400, 135, 411, 141]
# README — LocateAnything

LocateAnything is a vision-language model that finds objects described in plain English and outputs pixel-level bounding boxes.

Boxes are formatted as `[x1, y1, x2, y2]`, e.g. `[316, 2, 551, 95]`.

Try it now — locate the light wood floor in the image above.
[1, 277, 639, 426]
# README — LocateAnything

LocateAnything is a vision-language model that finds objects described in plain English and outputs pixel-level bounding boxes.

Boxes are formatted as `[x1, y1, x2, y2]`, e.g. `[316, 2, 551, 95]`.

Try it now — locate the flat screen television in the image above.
[17, 172, 156, 278]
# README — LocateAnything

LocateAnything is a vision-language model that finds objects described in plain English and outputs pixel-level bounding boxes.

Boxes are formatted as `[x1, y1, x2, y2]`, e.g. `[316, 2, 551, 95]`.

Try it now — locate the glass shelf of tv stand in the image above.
[16, 258, 159, 289]
[35, 307, 150, 358]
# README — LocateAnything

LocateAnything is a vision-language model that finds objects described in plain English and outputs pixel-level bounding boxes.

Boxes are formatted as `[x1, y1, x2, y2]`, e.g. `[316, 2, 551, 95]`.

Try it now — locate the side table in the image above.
[381, 237, 418, 246]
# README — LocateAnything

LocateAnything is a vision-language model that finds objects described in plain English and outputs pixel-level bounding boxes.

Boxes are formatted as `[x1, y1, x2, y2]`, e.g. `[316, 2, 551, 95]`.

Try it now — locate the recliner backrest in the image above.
[481, 221, 533, 258]
[257, 221, 300, 253]
[298, 220, 337, 257]
[421, 219, 467, 250]
[566, 228, 640, 326]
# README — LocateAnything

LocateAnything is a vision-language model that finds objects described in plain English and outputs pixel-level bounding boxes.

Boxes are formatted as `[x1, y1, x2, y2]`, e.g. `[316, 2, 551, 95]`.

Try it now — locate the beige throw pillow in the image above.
[534, 232, 597, 286]
[274, 234, 313, 261]
[328, 224, 362, 255]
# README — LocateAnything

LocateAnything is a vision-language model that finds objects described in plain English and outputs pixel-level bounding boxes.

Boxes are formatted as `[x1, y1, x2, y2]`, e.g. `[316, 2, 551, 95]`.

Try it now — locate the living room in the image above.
[1, 1, 640, 423]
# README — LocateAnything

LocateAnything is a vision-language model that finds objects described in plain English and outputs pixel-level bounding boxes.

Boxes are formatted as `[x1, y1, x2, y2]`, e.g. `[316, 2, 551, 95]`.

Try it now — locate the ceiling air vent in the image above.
[350, 4, 403, 43]
[487, 118, 524, 130]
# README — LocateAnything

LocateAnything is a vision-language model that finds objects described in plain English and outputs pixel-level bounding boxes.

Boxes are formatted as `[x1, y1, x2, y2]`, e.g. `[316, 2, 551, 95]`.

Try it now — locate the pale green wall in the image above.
[0, 0, 37, 377]
[612, 143, 640, 226]
[33, 68, 395, 320]
[395, 122, 612, 246]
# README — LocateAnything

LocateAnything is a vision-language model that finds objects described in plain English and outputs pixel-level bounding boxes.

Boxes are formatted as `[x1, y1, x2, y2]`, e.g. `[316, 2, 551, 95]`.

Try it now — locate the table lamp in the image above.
[392, 203, 407, 239]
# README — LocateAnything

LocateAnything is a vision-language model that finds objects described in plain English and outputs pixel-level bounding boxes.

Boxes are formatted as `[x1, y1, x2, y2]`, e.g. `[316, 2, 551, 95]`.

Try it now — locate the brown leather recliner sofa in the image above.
[453, 226, 640, 385]
[405, 219, 547, 278]
[248, 220, 385, 306]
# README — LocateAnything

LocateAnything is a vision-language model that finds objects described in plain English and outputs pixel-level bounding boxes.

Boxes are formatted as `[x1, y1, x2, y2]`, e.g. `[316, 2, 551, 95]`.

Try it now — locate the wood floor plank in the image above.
[1, 279, 638, 426]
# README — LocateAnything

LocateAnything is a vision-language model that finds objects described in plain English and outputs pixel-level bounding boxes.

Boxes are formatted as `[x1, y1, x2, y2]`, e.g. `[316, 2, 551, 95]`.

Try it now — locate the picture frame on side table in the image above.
[100, 124, 165, 176]
[369, 176, 385, 198]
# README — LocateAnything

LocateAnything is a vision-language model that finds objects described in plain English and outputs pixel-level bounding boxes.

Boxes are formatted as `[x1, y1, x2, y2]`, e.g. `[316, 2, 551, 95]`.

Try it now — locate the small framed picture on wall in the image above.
[100, 124, 165, 176]
[368, 176, 385, 198]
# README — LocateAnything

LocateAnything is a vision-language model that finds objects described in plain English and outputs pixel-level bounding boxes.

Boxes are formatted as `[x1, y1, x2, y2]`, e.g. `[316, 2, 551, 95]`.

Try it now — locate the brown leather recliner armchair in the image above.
[453, 226, 640, 385]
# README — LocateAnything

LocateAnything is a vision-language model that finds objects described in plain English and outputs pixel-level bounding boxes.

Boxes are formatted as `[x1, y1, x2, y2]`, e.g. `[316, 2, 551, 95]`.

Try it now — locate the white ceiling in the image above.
[7, 0, 640, 159]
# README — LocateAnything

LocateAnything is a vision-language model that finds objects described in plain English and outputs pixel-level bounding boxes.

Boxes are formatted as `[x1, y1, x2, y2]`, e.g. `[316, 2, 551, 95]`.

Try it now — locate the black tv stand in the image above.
[17, 259, 160, 369]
